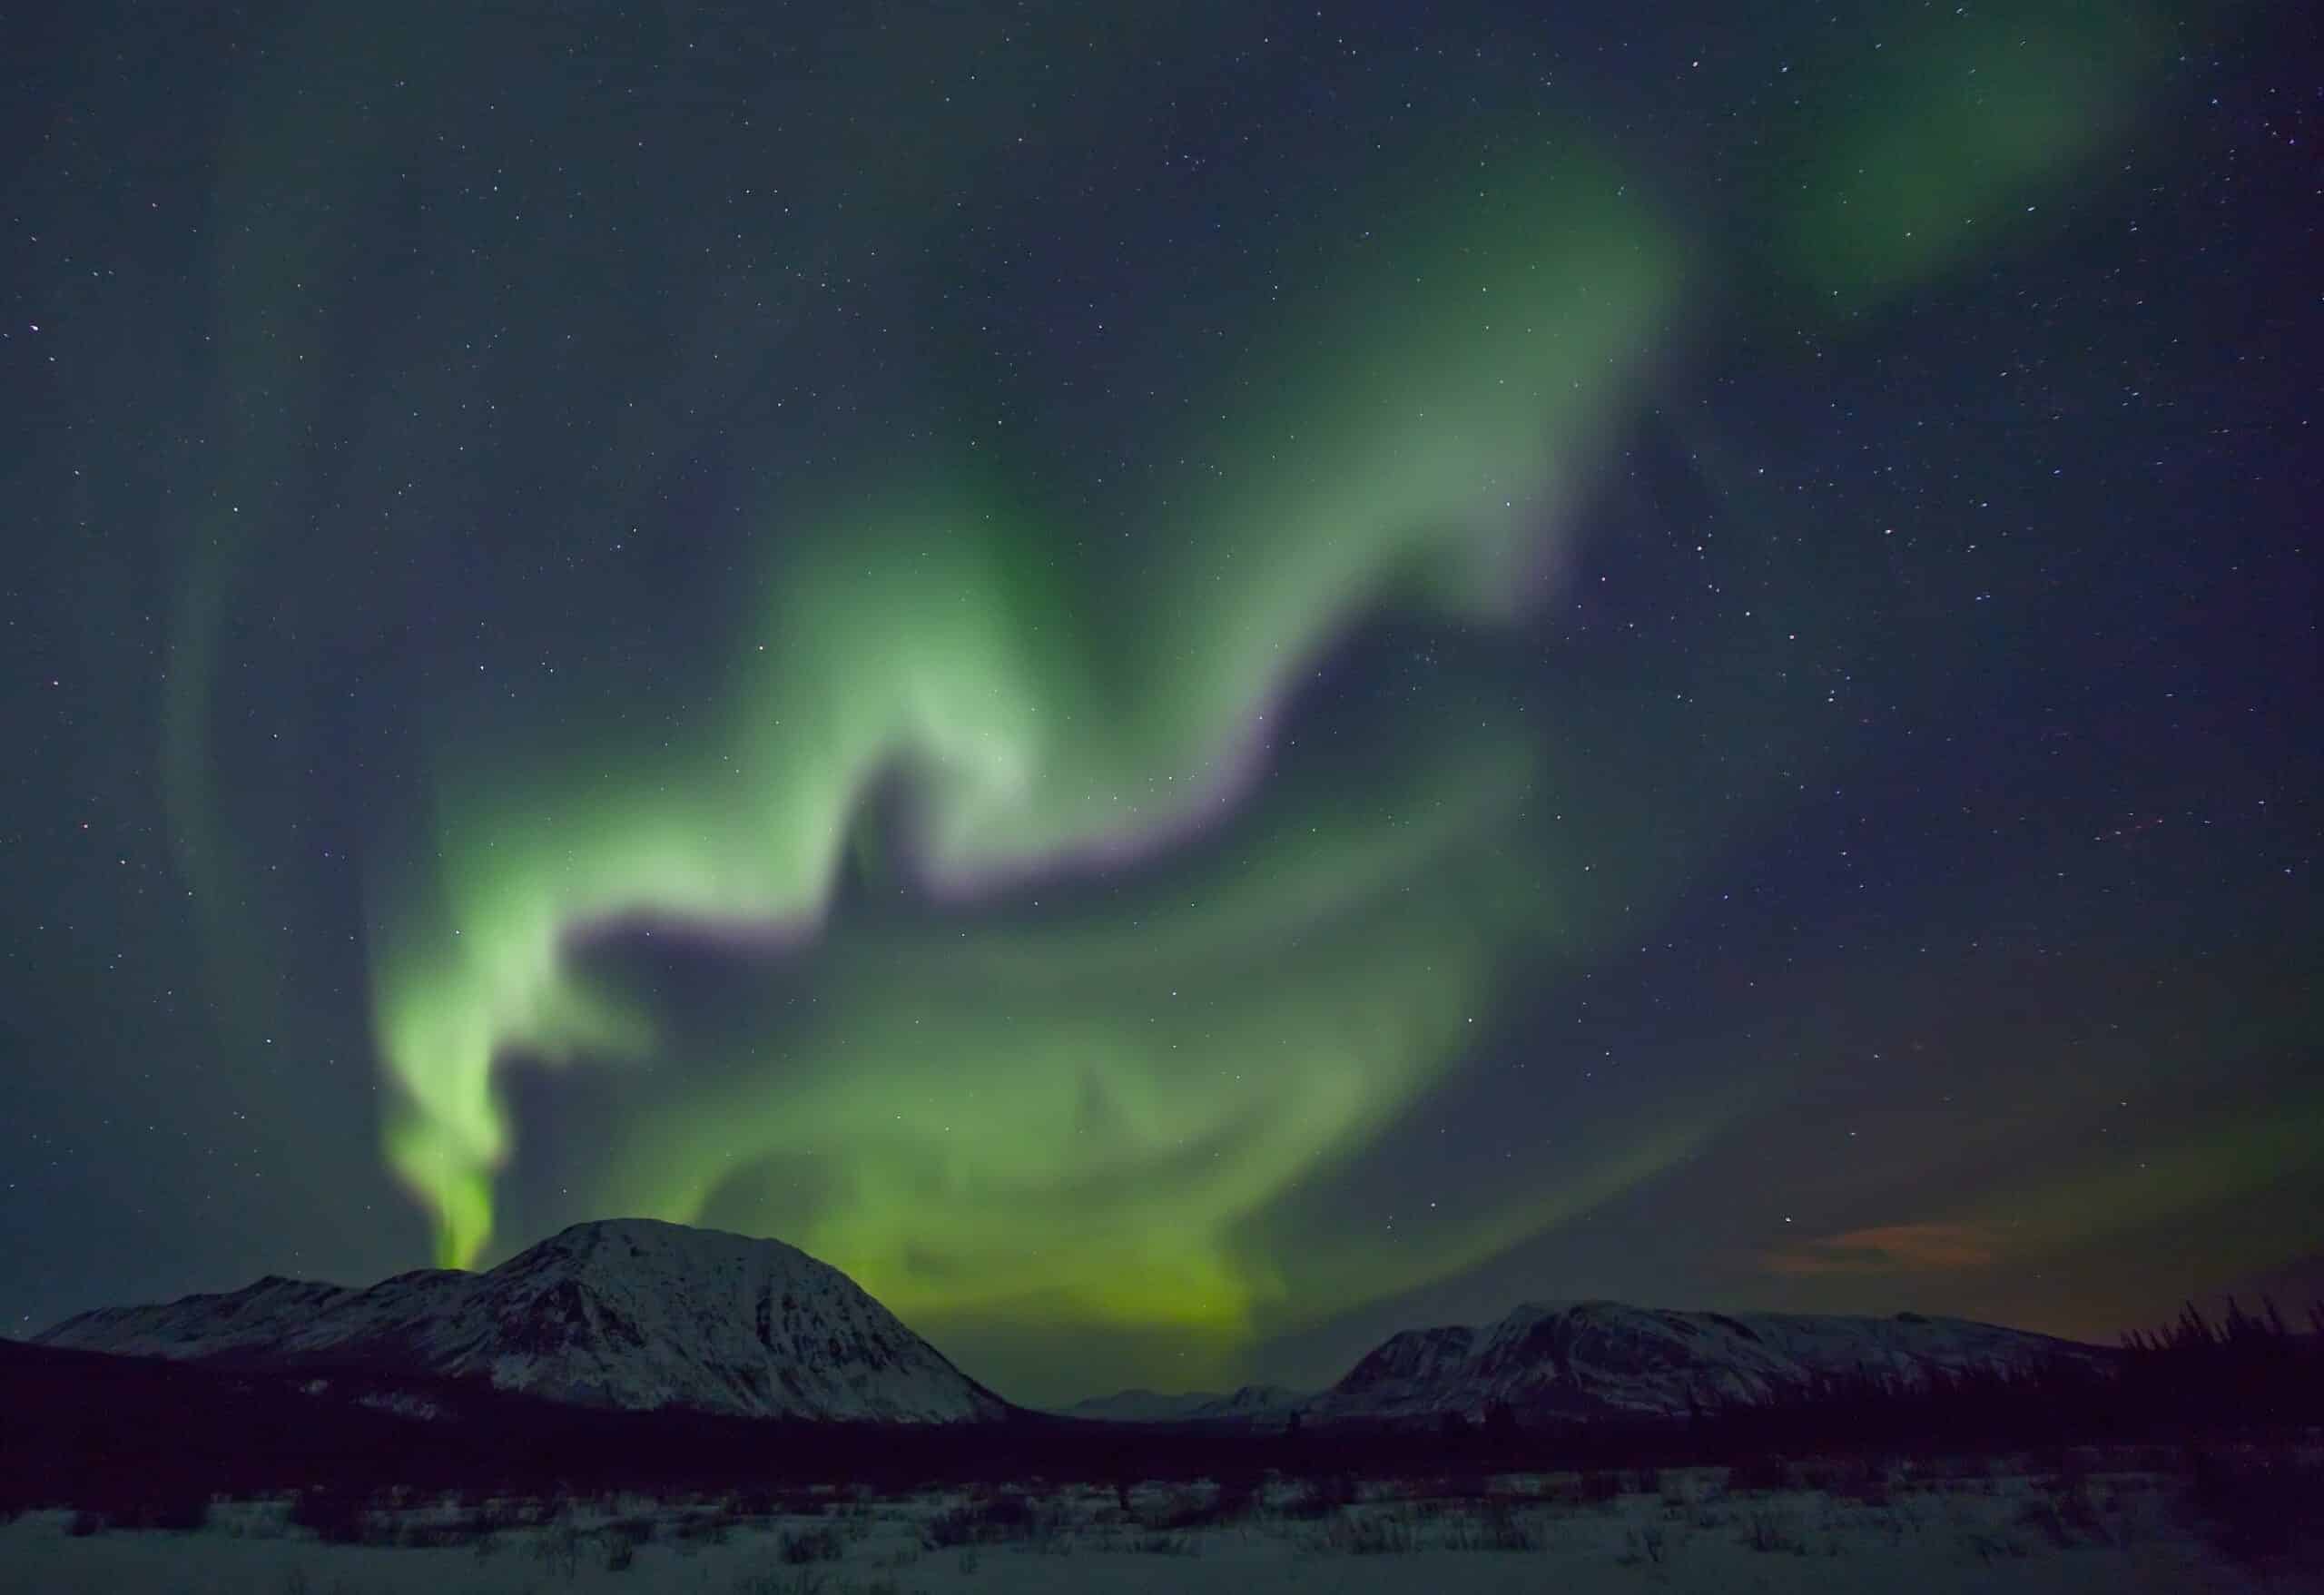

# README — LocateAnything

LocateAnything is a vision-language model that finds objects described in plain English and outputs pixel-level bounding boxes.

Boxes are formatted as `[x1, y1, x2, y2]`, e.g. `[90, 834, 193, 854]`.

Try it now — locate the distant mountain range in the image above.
[1058, 1383, 1310, 1424]
[1063, 1301, 2102, 1428]
[34, 1217, 1007, 1423]
[36, 1220, 2101, 1429]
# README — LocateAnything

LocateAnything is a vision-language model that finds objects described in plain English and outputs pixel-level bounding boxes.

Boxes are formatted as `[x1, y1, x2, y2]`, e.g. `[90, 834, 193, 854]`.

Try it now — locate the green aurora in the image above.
[146, 1, 2187, 1389]
[371, 153, 1686, 1319]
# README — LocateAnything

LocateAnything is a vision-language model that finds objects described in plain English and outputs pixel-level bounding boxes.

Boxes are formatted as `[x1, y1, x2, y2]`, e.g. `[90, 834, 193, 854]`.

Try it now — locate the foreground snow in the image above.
[0, 1462, 2285, 1594]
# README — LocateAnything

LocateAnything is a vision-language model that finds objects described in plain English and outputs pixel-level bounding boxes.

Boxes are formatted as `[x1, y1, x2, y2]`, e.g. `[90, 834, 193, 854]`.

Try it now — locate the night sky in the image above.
[2, 1, 2314, 1408]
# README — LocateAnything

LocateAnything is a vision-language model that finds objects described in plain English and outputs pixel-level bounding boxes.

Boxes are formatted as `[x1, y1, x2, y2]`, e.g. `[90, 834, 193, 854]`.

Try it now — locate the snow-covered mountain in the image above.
[1314, 1300, 2104, 1423]
[34, 1218, 1009, 1423]
[1066, 1302, 2103, 1427]
[1058, 1383, 1312, 1424]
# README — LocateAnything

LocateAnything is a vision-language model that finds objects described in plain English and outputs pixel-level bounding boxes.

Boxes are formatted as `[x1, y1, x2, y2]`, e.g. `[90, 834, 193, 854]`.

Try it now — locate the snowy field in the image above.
[0, 1462, 2299, 1594]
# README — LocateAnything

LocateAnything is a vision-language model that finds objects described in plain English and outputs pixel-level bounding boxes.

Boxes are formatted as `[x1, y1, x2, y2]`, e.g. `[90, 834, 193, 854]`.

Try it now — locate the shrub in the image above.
[1324, 1511, 1417, 1554]
[921, 1491, 1049, 1548]
[1423, 1469, 1493, 1501]
[1728, 1452, 1792, 1493]
[396, 1518, 477, 1549]
[1741, 1507, 1807, 1554]
[1446, 1499, 1541, 1551]
[138, 1483, 212, 1531]
[1147, 1474, 1261, 1531]
[288, 1487, 377, 1545]
[735, 1566, 836, 1595]
[1958, 1527, 2030, 1562]
[2014, 1495, 2075, 1549]
[1278, 1473, 1357, 1520]
[1826, 1455, 1893, 1505]
[780, 1525, 843, 1563]
[2182, 1448, 2324, 1564]
[75, 1482, 212, 1532]
[921, 1502, 978, 1548]
[1620, 1522, 1669, 1565]
[2055, 1479, 2110, 1543]
[606, 1513, 658, 1547]
[533, 1521, 585, 1579]
[675, 1519, 727, 1547]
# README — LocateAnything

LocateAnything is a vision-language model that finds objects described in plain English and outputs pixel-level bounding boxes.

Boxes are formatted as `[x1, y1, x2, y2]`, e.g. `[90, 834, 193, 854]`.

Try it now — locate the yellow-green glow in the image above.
[597, 711, 1560, 1339]
[366, 153, 1686, 1327]
[1971, 1093, 2324, 1250]
[1769, 2, 2167, 299]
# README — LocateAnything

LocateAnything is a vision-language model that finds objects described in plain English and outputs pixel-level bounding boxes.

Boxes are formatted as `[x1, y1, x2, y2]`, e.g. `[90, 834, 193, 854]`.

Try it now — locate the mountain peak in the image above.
[36, 1218, 1009, 1424]
[500, 1216, 816, 1276]
[1059, 1298, 2102, 1428]
[1058, 1381, 1313, 1423]
[1322, 1299, 2104, 1422]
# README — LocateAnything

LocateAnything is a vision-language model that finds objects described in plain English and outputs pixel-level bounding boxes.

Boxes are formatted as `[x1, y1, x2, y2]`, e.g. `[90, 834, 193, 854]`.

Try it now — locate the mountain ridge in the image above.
[37, 1220, 2108, 1429]
[34, 1217, 1009, 1424]
[1071, 1299, 2108, 1426]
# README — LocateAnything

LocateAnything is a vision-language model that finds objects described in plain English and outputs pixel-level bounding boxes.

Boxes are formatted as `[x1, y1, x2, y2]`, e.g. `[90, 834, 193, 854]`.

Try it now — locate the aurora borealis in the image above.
[5, 1, 2316, 1404]
[361, 147, 1684, 1285]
